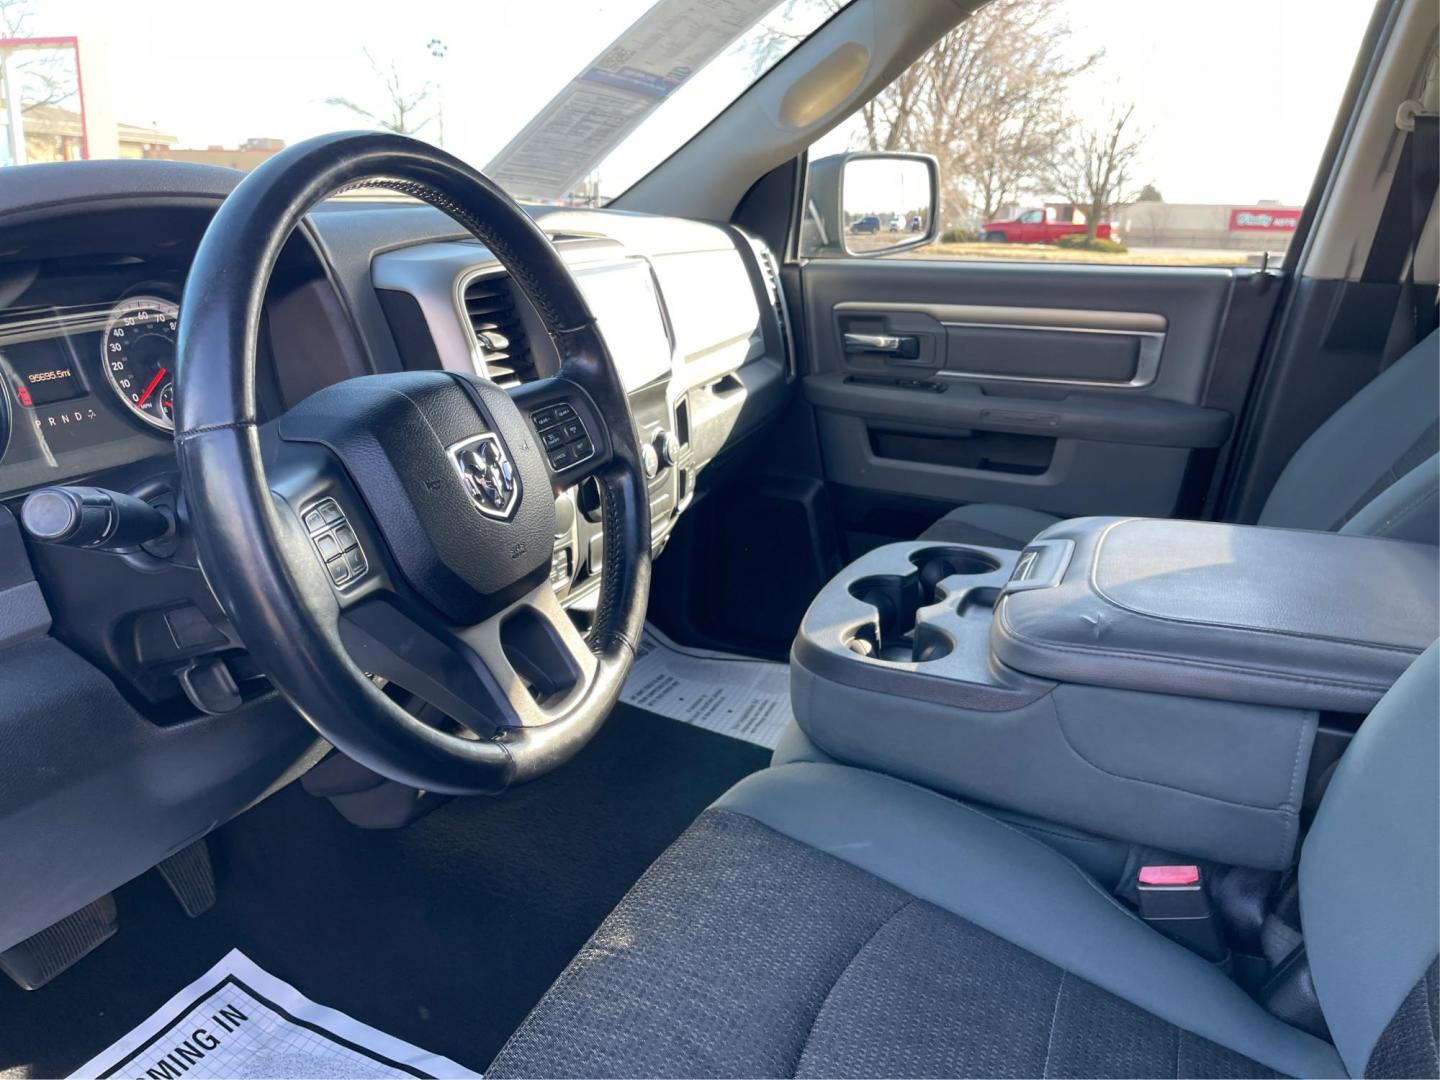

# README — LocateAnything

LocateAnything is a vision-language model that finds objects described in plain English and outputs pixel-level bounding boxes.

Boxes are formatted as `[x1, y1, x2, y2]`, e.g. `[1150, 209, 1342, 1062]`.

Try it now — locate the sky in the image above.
[20, 0, 1376, 207]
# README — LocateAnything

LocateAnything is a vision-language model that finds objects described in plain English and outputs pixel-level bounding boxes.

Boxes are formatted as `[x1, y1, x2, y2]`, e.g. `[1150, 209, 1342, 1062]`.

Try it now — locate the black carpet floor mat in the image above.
[0, 704, 770, 1078]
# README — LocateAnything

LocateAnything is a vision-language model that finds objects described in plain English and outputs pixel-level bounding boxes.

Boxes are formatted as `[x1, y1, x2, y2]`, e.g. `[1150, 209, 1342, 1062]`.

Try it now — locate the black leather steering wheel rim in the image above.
[175, 131, 651, 795]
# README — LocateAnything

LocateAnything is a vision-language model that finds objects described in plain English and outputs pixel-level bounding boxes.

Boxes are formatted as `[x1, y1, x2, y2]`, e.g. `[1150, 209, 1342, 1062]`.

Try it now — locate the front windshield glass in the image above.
[0, 0, 842, 204]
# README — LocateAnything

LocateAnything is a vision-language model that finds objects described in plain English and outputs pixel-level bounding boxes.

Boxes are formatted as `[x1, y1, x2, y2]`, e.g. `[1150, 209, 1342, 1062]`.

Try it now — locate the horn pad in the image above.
[277, 370, 556, 623]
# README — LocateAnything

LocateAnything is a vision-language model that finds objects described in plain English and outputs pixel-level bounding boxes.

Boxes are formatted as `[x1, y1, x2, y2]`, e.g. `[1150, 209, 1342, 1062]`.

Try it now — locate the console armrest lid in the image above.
[992, 518, 1439, 711]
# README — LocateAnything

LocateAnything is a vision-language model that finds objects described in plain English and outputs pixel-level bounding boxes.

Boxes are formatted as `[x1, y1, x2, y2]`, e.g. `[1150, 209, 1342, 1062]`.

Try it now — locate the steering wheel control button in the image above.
[304, 498, 367, 587]
[532, 406, 595, 473]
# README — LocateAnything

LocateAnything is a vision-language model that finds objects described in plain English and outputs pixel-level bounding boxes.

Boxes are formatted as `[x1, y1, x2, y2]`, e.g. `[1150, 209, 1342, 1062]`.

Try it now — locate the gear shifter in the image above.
[20, 484, 171, 553]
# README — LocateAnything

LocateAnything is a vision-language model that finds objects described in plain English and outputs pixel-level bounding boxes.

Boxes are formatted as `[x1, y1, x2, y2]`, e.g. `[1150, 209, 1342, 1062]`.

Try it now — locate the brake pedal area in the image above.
[0, 894, 118, 990]
[157, 839, 217, 918]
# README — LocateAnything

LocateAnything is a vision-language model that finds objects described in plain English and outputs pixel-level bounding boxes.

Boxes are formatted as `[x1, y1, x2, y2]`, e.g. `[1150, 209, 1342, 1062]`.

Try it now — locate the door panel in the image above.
[798, 258, 1242, 534]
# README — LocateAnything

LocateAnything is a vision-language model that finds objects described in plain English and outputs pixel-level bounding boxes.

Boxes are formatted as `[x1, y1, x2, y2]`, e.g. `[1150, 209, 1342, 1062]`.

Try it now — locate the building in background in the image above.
[9, 103, 175, 162]
[145, 137, 286, 172]
[1118, 200, 1301, 250]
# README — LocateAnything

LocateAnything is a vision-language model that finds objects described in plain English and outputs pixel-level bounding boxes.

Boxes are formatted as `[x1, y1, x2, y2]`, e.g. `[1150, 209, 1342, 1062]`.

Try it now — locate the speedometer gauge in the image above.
[102, 296, 179, 432]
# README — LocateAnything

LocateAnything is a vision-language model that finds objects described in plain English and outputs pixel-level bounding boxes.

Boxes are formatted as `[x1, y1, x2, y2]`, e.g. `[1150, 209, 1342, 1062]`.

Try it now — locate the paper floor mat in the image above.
[619, 624, 792, 749]
[70, 949, 479, 1079]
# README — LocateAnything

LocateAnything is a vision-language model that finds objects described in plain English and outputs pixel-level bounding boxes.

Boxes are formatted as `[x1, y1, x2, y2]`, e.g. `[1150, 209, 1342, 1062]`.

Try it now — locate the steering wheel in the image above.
[174, 132, 651, 795]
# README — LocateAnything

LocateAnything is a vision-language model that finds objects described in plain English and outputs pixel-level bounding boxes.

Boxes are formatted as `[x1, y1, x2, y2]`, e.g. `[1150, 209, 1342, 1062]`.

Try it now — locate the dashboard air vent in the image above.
[463, 273, 536, 387]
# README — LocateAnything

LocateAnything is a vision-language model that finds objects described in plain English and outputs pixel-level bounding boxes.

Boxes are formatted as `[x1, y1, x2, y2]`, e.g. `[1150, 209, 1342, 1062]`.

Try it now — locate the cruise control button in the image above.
[541, 428, 564, 450]
[572, 438, 594, 460]
[316, 533, 340, 560]
[326, 556, 348, 584]
[548, 445, 574, 469]
[560, 420, 585, 442]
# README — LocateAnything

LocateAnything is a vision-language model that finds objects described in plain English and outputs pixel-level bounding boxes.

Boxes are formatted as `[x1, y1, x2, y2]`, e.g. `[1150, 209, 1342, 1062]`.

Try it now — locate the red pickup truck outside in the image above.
[981, 208, 1115, 244]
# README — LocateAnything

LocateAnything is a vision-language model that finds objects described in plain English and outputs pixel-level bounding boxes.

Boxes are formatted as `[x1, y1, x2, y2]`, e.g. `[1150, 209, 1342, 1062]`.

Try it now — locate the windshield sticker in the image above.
[485, 0, 780, 200]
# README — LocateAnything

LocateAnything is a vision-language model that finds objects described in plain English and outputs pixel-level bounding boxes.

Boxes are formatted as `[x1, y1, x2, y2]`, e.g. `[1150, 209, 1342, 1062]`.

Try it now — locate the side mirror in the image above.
[801, 151, 939, 258]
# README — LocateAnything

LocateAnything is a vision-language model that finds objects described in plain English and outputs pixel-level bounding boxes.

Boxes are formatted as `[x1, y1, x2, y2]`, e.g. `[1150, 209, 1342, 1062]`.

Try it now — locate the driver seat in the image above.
[488, 645, 1439, 1079]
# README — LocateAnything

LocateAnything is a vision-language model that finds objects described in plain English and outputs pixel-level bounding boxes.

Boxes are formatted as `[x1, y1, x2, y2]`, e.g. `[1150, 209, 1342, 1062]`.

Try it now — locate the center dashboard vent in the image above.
[463, 272, 536, 388]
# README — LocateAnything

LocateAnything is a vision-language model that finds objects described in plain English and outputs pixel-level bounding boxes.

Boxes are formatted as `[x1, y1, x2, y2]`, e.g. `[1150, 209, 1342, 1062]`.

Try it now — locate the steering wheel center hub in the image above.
[276, 370, 555, 624]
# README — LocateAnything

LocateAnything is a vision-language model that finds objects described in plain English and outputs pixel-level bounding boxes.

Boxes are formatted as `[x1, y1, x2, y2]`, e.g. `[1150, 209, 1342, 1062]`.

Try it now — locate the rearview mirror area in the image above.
[801, 152, 939, 258]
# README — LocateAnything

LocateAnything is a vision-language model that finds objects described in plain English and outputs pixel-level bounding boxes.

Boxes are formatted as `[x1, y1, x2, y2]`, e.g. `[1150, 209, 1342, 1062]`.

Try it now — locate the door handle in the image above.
[843, 331, 922, 361]
[844, 332, 904, 352]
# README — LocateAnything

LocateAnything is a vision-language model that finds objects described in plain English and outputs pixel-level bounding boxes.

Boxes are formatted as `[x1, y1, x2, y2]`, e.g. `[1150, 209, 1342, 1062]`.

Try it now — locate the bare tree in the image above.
[1047, 104, 1146, 243]
[850, 0, 1099, 226]
[0, 0, 77, 114]
[326, 49, 433, 135]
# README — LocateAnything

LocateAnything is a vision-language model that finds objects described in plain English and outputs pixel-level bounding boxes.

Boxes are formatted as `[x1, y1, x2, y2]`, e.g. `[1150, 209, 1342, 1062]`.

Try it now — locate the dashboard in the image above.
[0, 207, 366, 496]
[0, 159, 792, 957]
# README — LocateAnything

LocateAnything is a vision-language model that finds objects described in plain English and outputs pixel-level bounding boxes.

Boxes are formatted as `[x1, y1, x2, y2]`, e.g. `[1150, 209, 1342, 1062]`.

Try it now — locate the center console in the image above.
[790, 517, 1438, 870]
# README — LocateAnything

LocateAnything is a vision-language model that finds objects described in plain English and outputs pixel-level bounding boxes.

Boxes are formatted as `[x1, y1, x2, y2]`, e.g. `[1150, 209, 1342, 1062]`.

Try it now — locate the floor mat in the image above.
[70, 950, 476, 1079]
[0, 703, 770, 1079]
[619, 624, 793, 749]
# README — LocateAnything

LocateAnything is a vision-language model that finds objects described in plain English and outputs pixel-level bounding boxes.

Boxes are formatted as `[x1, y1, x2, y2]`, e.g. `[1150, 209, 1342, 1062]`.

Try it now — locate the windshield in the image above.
[0, 0, 842, 204]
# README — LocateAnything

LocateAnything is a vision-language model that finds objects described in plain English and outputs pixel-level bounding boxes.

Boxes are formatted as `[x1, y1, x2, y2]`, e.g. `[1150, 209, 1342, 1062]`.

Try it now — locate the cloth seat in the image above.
[921, 330, 1440, 549]
[488, 645, 1438, 1079]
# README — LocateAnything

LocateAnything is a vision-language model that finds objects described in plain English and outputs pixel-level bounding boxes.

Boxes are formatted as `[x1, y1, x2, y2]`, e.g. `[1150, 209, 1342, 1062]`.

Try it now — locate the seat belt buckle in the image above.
[1136, 865, 1229, 963]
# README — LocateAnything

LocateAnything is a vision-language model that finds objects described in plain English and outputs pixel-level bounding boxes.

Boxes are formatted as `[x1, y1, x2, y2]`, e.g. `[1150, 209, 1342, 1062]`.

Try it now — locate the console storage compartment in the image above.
[992, 518, 1439, 712]
[789, 519, 1438, 871]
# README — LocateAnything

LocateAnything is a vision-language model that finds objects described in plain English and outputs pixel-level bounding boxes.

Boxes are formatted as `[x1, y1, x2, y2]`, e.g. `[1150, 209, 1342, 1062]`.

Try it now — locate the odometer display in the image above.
[102, 296, 179, 432]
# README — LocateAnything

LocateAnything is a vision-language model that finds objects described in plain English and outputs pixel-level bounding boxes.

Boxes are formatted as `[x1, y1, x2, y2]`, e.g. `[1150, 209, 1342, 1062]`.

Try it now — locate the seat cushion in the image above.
[488, 764, 1343, 1079]
[919, 502, 1063, 550]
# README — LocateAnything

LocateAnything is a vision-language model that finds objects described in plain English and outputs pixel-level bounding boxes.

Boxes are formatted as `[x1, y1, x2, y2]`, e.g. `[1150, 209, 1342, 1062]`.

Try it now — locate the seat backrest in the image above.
[1260, 331, 1439, 543]
[1300, 641, 1439, 1077]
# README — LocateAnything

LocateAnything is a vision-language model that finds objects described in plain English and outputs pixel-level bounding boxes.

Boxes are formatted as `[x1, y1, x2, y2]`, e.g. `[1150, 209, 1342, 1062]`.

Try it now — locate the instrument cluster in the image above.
[0, 289, 183, 493]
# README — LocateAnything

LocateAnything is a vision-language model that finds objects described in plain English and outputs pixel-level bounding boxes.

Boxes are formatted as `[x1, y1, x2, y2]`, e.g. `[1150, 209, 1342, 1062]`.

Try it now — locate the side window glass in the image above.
[803, 0, 1374, 266]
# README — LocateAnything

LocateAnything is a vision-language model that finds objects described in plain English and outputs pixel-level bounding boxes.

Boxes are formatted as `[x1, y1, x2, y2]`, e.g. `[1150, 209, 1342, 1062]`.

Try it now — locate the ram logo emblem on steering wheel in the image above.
[450, 433, 519, 520]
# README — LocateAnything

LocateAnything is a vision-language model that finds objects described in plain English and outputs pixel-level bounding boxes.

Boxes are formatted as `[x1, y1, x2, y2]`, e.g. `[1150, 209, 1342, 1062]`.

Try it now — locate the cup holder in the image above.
[844, 546, 1001, 664]
[909, 545, 1001, 597]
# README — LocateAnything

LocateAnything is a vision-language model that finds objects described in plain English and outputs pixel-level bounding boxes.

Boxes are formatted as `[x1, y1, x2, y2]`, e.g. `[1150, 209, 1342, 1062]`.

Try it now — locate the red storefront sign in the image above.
[1229, 207, 1300, 231]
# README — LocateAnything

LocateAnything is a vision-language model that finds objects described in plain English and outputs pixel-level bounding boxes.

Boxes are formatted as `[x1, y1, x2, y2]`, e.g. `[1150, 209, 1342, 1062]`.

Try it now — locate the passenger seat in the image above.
[922, 329, 1440, 548]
